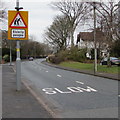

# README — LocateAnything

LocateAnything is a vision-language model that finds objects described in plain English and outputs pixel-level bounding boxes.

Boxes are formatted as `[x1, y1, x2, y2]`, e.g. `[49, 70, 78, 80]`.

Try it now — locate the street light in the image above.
[93, 2, 97, 74]
[86, 1, 98, 74]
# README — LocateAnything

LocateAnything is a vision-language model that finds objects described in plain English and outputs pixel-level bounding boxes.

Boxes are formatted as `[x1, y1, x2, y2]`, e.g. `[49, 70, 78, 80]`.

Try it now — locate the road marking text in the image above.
[42, 86, 97, 95]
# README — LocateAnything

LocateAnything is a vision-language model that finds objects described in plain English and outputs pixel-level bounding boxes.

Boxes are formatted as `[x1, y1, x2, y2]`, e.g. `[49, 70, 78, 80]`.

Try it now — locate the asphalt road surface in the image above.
[21, 59, 119, 118]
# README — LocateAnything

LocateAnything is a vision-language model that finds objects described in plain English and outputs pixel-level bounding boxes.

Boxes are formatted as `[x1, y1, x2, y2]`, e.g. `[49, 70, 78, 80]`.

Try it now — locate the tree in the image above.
[20, 39, 50, 58]
[45, 15, 70, 51]
[110, 40, 120, 57]
[0, 1, 7, 22]
[96, 1, 119, 66]
[86, 1, 119, 66]
[52, 0, 90, 47]
[0, 1, 7, 49]
[86, 1, 119, 45]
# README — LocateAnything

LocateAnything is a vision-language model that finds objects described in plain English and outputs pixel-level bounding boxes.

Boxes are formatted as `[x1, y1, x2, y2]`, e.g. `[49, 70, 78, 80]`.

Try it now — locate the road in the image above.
[21, 59, 119, 118]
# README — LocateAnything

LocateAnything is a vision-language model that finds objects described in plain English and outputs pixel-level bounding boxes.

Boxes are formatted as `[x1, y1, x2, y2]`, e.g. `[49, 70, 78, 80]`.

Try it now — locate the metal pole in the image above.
[9, 40, 12, 66]
[17, 0, 19, 7]
[16, 40, 21, 91]
[93, 2, 97, 74]
[16, 0, 21, 91]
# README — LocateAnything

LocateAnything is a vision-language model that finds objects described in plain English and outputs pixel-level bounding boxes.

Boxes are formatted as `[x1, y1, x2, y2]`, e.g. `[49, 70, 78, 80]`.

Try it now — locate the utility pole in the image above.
[118, 1, 120, 35]
[93, 2, 97, 74]
[15, 0, 23, 91]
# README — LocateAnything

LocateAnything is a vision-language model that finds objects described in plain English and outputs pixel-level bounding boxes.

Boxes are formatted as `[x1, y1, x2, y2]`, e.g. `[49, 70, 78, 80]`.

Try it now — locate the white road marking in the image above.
[76, 81, 84, 85]
[42, 86, 97, 95]
[46, 71, 48, 73]
[118, 95, 120, 97]
[54, 88, 72, 94]
[57, 74, 62, 77]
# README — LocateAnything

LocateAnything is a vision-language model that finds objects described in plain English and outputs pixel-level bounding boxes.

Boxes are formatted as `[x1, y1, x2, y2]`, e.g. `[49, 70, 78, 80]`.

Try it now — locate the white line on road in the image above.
[118, 95, 120, 97]
[76, 81, 84, 85]
[46, 71, 48, 73]
[57, 74, 62, 77]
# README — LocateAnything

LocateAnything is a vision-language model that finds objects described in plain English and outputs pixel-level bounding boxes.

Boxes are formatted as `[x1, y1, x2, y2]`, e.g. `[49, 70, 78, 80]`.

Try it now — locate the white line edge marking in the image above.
[57, 74, 62, 77]
[118, 95, 120, 97]
[76, 81, 84, 85]
[46, 71, 48, 72]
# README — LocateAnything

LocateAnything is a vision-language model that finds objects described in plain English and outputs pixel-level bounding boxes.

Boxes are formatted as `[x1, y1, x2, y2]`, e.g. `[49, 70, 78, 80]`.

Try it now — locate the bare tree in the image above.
[52, 0, 90, 47]
[95, 1, 119, 44]
[21, 40, 49, 58]
[0, 1, 7, 22]
[88, 1, 119, 66]
[45, 15, 70, 51]
[0, 1, 7, 49]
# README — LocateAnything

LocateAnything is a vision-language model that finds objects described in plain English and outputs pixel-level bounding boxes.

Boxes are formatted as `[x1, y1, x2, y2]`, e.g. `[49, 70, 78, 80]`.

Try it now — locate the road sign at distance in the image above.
[8, 10, 28, 40]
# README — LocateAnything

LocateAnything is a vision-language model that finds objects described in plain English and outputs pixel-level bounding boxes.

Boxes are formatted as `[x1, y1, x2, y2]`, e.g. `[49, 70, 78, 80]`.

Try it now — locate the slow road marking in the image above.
[42, 86, 97, 95]
[42, 80, 97, 95]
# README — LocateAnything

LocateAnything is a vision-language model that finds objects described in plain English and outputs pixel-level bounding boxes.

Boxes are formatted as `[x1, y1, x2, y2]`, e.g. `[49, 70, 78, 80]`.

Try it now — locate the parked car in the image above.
[29, 57, 33, 61]
[100, 57, 120, 66]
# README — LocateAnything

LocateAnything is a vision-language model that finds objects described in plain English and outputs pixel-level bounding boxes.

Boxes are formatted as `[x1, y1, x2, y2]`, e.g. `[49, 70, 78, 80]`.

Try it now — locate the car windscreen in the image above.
[110, 57, 118, 60]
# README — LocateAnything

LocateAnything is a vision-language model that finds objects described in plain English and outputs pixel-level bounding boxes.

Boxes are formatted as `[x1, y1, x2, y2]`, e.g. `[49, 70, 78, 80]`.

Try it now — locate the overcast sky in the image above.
[2, 0, 120, 43]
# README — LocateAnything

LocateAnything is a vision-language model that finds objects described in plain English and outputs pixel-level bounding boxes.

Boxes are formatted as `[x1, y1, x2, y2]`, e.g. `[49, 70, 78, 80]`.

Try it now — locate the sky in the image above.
[2, 0, 120, 43]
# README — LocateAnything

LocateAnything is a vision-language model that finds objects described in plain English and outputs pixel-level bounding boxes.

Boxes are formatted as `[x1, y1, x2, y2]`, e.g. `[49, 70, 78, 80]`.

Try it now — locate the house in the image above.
[76, 29, 108, 58]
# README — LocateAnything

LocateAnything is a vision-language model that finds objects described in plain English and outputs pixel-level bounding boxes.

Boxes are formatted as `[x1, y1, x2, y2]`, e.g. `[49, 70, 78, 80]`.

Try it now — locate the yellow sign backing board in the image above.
[8, 10, 28, 40]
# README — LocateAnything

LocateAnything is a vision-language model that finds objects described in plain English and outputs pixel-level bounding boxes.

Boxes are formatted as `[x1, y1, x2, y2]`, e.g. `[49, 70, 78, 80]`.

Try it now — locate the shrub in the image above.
[2, 48, 16, 61]
[51, 56, 62, 64]
[110, 40, 120, 57]
[48, 54, 55, 62]
[90, 48, 100, 60]
[68, 47, 86, 62]
[55, 50, 69, 61]
[3, 54, 9, 62]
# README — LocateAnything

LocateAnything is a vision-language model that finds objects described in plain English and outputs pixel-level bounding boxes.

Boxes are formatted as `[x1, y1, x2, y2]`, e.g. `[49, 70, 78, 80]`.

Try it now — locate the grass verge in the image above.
[59, 61, 119, 74]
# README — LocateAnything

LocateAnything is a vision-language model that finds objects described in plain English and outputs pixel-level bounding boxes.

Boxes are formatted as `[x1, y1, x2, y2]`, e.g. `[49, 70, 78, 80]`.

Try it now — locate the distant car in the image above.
[29, 57, 33, 61]
[100, 57, 120, 66]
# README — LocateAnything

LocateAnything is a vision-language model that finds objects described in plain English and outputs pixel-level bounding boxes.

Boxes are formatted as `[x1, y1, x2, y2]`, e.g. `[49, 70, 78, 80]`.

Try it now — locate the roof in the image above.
[77, 29, 105, 43]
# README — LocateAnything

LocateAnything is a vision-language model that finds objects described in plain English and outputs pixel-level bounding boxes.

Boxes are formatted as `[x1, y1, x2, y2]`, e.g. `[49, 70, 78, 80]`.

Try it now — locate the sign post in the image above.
[8, 0, 28, 91]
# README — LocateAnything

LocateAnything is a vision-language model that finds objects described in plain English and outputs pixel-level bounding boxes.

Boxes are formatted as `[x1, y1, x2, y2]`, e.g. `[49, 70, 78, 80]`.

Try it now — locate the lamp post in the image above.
[118, 1, 120, 35]
[93, 2, 97, 74]
[87, 1, 98, 74]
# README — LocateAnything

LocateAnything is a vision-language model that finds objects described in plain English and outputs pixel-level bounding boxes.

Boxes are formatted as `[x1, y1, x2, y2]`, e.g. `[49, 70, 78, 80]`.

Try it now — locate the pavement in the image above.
[2, 64, 52, 118]
[2, 60, 119, 119]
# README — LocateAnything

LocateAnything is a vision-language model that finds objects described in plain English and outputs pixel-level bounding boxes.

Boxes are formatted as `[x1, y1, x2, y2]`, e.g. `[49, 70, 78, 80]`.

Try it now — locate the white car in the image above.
[29, 57, 33, 61]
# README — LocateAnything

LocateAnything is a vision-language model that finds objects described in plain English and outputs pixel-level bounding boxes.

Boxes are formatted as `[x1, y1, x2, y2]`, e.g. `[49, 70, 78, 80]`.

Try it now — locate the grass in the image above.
[59, 61, 119, 74]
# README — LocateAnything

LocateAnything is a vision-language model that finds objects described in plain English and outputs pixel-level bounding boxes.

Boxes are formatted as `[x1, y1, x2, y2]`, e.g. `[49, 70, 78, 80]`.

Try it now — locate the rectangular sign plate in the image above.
[11, 29, 25, 38]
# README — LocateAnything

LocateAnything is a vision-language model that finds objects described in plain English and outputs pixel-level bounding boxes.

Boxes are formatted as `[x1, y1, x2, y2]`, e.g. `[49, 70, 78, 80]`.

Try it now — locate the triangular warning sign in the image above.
[9, 12, 27, 28]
